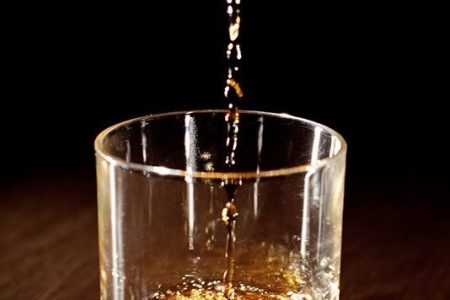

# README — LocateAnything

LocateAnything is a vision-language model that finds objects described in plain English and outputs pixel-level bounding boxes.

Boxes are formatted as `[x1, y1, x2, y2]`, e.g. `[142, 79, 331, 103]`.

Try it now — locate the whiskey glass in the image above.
[95, 110, 346, 299]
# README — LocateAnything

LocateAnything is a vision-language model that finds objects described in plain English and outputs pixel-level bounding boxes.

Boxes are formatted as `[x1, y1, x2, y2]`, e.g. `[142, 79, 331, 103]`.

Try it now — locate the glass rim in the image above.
[94, 109, 347, 179]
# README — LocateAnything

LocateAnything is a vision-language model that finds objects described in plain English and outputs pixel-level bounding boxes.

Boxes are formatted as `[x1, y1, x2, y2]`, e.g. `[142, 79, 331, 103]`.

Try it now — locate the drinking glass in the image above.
[95, 110, 346, 299]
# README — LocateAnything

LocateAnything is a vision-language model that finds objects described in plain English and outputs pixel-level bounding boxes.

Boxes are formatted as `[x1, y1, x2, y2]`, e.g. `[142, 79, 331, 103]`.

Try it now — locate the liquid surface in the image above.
[150, 269, 317, 299]
[158, 288, 310, 299]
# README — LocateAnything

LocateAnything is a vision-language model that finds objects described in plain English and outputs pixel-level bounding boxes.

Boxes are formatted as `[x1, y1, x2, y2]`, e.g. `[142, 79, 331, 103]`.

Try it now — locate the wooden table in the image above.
[1, 173, 449, 299]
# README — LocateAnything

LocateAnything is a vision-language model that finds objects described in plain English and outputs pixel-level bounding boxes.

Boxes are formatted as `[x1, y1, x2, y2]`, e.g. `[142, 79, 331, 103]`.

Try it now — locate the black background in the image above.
[1, 2, 446, 189]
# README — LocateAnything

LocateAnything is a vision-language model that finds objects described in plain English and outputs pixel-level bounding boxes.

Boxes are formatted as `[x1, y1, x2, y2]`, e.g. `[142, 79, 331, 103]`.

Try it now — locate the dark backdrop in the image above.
[1, 2, 446, 187]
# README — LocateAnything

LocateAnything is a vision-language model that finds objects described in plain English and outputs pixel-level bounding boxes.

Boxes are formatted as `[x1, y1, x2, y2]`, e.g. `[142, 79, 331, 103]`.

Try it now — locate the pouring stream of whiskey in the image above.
[222, 0, 244, 298]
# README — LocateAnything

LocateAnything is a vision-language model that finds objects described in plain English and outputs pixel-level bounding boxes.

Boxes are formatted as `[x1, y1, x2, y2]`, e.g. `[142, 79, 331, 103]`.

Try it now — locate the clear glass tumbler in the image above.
[95, 110, 346, 300]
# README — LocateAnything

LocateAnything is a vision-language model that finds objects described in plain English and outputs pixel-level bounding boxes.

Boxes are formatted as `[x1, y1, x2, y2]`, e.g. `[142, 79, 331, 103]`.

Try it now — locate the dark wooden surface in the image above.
[1, 173, 449, 299]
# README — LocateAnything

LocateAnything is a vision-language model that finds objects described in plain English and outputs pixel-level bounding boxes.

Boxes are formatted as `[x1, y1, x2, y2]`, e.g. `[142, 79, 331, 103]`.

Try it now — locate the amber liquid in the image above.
[220, 0, 245, 298]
